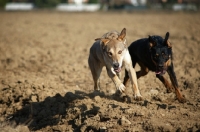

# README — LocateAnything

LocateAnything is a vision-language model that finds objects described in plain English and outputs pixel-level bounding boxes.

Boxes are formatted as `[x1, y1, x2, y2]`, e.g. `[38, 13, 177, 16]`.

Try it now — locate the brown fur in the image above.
[88, 28, 142, 100]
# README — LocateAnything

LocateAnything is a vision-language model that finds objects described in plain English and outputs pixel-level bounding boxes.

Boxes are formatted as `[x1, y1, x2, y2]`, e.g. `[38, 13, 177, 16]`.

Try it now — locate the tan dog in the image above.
[88, 28, 142, 100]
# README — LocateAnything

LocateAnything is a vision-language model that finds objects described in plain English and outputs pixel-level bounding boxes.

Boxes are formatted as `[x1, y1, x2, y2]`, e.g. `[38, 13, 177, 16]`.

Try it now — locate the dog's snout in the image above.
[113, 63, 119, 68]
[158, 64, 164, 70]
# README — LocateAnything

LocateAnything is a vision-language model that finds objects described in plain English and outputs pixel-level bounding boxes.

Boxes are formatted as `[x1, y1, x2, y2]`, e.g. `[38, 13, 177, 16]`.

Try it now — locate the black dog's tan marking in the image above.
[124, 32, 186, 103]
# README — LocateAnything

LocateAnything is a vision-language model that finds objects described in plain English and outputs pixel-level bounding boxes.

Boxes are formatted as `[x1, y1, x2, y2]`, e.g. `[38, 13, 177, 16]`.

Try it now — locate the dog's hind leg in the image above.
[123, 70, 129, 87]
[136, 61, 149, 79]
[88, 56, 103, 91]
[124, 61, 148, 87]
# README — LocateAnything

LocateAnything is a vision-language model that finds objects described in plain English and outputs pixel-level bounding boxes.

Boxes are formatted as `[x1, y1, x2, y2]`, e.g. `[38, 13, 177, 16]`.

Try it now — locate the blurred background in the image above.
[0, 0, 199, 11]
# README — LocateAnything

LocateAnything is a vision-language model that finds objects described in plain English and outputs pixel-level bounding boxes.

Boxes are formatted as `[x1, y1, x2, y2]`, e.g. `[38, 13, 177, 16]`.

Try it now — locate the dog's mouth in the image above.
[155, 64, 168, 75]
[114, 67, 121, 73]
[155, 69, 166, 75]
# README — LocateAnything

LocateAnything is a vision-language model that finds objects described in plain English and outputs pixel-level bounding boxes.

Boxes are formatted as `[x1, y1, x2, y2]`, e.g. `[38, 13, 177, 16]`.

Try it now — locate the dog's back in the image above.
[101, 31, 119, 39]
[128, 38, 154, 70]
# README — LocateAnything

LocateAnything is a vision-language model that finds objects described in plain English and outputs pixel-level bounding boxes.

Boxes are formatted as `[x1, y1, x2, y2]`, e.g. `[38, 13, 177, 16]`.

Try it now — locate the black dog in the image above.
[123, 32, 186, 103]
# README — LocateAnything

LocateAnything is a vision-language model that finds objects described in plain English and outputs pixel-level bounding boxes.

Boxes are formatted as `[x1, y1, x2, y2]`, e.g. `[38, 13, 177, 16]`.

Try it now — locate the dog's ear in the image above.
[95, 38, 110, 44]
[118, 28, 126, 41]
[100, 38, 110, 50]
[101, 38, 110, 44]
[95, 38, 101, 41]
[149, 35, 156, 48]
[164, 32, 172, 48]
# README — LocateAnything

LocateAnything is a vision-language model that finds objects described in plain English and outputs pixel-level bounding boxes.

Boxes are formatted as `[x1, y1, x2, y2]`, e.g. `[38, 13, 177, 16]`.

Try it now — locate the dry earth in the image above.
[0, 11, 200, 132]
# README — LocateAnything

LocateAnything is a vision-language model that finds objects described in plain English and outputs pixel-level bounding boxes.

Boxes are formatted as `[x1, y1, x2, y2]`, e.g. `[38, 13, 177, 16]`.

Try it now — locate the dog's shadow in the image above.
[7, 90, 127, 131]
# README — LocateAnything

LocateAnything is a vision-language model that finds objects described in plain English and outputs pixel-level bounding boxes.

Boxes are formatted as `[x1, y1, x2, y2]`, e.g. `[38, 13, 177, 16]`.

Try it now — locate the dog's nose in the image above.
[158, 64, 164, 69]
[113, 63, 119, 68]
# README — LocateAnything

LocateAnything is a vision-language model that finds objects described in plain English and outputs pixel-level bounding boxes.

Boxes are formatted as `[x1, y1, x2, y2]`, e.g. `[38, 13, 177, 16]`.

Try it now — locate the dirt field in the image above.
[0, 11, 200, 132]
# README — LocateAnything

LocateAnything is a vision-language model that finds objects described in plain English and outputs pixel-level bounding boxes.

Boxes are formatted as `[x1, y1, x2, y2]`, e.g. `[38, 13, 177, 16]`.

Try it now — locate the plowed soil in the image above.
[0, 11, 200, 132]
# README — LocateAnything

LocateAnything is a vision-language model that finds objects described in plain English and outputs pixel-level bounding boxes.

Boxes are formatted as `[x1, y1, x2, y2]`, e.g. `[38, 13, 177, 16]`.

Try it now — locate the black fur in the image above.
[123, 32, 186, 103]
[129, 35, 172, 74]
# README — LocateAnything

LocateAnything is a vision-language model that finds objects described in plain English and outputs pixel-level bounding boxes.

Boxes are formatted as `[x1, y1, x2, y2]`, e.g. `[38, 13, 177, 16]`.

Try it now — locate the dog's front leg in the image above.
[125, 64, 142, 101]
[123, 52, 142, 100]
[116, 72, 121, 79]
[156, 74, 174, 93]
[167, 63, 186, 103]
[106, 68, 125, 93]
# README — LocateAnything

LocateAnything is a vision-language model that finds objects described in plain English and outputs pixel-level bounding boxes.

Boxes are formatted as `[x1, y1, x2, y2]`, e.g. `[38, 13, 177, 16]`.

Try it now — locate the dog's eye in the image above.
[118, 50, 122, 54]
[162, 53, 168, 59]
[154, 54, 159, 59]
[108, 52, 112, 56]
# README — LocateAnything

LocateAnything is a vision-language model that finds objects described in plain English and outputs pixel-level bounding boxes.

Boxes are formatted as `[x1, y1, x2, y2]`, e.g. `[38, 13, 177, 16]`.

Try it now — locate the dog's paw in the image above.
[134, 95, 143, 101]
[166, 86, 174, 93]
[117, 83, 126, 93]
[178, 96, 187, 103]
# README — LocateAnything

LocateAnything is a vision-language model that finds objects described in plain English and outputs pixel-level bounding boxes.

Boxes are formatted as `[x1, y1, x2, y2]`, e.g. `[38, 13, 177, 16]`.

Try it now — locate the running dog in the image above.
[88, 28, 142, 100]
[123, 32, 186, 103]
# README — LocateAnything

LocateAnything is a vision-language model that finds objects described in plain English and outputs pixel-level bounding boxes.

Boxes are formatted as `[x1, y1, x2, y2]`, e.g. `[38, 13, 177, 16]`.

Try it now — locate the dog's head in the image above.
[95, 28, 127, 73]
[149, 32, 172, 75]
